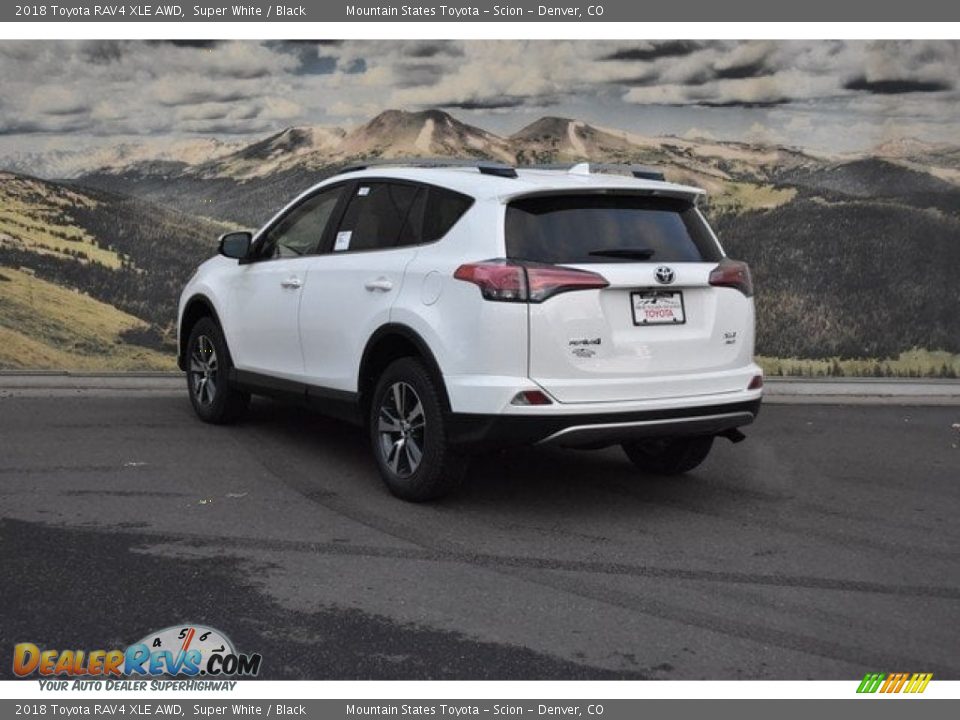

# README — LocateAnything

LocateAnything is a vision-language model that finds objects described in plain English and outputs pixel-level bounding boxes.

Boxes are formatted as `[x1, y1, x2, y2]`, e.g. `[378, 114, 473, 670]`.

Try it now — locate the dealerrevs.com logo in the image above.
[13, 624, 262, 680]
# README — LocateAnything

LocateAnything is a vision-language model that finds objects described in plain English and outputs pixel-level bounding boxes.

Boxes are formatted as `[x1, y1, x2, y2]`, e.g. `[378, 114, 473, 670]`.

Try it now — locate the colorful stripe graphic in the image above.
[857, 672, 932, 694]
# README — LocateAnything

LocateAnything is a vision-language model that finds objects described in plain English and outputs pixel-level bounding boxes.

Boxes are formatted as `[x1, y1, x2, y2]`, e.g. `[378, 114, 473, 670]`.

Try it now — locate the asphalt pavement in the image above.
[1, 378, 958, 679]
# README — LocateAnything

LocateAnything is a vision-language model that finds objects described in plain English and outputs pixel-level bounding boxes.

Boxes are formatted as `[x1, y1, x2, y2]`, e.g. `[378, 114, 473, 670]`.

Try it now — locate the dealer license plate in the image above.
[631, 290, 686, 325]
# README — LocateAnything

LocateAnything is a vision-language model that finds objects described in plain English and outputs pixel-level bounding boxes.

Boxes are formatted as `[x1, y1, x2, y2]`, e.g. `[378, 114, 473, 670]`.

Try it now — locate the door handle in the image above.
[364, 277, 394, 292]
[280, 277, 302, 289]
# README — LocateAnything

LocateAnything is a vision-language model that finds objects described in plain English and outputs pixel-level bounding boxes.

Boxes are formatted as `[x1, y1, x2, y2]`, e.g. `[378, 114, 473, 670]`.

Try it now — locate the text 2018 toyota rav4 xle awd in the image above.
[178, 161, 763, 501]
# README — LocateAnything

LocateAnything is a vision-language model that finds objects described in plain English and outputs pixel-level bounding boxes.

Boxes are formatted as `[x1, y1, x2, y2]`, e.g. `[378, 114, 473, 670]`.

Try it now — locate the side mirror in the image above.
[218, 231, 252, 260]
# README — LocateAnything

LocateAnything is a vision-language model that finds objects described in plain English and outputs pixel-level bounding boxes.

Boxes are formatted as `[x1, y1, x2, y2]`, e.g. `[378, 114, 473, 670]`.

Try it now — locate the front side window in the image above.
[258, 185, 345, 259]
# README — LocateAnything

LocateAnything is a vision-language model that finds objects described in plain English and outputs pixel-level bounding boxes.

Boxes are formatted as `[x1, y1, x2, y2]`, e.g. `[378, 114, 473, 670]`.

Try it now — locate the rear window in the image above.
[505, 194, 722, 264]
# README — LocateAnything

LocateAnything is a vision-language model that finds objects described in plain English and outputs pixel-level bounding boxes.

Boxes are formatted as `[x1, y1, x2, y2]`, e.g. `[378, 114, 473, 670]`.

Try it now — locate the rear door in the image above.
[507, 193, 754, 403]
[298, 180, 422, 392]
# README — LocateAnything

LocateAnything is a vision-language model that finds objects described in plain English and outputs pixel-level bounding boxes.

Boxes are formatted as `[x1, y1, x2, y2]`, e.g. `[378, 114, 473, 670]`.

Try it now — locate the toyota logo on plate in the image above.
[654, 266, 675, 285]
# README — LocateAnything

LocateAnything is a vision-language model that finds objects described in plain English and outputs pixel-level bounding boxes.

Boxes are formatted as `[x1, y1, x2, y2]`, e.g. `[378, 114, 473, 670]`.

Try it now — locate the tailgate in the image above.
[528, 263, 755, 403]
[505, 191, 755, 404]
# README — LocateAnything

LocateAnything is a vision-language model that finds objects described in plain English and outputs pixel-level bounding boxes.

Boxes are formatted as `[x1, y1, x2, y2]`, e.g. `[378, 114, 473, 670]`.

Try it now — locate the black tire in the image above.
[369, 357, 467, 501]
[185, 317, 249, 424]
[621, 436, 714, 476]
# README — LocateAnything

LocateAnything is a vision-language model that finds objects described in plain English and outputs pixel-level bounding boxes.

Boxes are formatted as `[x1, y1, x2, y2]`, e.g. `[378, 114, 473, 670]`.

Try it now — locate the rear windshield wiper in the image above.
[587, 248, 655, 260]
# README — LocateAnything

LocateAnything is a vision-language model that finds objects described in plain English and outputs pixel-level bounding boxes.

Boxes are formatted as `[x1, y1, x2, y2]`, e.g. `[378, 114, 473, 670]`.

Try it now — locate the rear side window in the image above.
[505, 194, 721, 264]
[399, 186, 474, 246]
[335, 182, 420, 252]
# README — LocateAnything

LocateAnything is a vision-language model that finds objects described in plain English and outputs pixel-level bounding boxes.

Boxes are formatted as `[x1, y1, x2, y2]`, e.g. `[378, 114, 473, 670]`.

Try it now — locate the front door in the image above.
[225, 184, 347, 381]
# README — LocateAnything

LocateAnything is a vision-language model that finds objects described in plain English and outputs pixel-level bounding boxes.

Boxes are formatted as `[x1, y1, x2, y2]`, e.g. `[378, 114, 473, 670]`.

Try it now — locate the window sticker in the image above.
[334, 231, 352, 251]
[357, 186, 371, 196]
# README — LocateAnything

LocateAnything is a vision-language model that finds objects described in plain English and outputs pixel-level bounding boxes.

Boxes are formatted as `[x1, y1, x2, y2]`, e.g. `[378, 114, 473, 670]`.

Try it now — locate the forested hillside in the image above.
[714, 197, 960, 359]
[0, 172, 231, 366]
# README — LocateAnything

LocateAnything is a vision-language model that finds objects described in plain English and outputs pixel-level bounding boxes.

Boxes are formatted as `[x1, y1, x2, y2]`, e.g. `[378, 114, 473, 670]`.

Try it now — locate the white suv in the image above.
[177, 161, 763, 501]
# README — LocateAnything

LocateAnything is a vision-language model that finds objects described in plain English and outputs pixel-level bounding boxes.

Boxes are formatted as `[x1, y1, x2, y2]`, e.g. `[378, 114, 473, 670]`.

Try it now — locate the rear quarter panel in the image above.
[389, 200, 528, 412]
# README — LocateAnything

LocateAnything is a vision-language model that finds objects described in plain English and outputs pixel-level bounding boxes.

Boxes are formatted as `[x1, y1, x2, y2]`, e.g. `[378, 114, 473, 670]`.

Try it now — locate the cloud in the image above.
[27, 87, 91, 116]
[151, 78, 260, 107]
[0, 42, 46, 62]
[844, 77, 951, 94]
[0, 113, 93, 135]
[682, 127, 716, 140]
[615, 41, 946, 108]
[267, 41, 339, 75]
[342, 41, 631, 112]
[440, 96, 530, 110]
[259, 97, 303, 121]
[328, 99, 381, 117]
[744, 121, 785, 145]
[600, 41, 706, 62]
[175, 102, 239, 122]
[401, 41, 464, 59]
[0, 39, 957, 155]
[392, 62, 446, 89]
[712, 41, 776, 80]
[89, 101, 127, 123]
[175, 97, 303, 125]
[160, 40, 221, 49]
[78, 40, 126, 64]
[713, 61, 769, 81]
[623, 74, 803, 108]
[201, 42, 298, 79]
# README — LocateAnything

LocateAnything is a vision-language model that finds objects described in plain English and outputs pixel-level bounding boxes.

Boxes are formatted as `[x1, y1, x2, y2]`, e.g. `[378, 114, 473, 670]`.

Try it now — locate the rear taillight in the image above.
[453, 260, 526, 302]
[454, 260, 608, 303]
[709, 259, 753, 297]
[526, 264, 610, 302]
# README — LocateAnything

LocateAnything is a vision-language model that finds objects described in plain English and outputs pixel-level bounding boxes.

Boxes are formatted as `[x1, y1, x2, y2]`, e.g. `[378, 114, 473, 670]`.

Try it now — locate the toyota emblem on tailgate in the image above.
[655, 266, 675, 284]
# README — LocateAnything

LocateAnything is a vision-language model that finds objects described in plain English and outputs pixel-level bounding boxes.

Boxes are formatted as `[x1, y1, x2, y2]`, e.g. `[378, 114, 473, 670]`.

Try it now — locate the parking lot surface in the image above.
[2, 386, 958, 679]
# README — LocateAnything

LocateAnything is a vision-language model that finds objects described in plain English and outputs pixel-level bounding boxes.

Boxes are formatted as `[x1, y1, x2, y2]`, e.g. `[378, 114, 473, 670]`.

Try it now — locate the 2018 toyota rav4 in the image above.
[177, 161, 763, 501]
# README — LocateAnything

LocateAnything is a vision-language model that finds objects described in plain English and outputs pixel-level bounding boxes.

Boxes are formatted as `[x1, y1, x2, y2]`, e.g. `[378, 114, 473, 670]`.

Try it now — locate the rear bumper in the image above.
[444, 365, 764, 415]
[446, 398, 761, 449]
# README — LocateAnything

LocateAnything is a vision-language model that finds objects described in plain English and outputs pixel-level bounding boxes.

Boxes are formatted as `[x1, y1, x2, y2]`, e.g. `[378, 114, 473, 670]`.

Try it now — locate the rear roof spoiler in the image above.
[523, 162, 666, 181]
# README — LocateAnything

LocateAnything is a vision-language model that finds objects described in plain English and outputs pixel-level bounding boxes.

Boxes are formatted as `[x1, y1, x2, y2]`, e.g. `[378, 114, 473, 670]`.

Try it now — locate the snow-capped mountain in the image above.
[0, 137, 245, 180]
[36, 107, 956, 229]
[188, 126, 347, 180]
[335, 109, 514, 163]
[12, 108, 955, 192]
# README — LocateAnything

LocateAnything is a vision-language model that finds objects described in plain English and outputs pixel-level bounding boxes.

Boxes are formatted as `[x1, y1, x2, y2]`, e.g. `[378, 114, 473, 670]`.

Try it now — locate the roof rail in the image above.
[334, 157, 518, 178]
[526, 162, 665, 181]
[332, 158, 665, 182]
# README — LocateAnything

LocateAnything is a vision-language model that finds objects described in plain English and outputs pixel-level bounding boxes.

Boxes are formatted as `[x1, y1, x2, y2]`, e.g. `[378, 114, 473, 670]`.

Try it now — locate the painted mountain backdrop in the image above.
[1, 109, 959, 375]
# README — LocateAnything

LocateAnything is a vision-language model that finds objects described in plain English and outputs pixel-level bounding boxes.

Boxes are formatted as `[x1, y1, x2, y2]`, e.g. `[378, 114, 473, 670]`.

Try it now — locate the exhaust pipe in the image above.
[720, 428, 747, 444]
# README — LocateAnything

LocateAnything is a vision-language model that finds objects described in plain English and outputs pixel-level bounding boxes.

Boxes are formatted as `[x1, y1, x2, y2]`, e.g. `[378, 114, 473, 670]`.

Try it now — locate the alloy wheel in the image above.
[189, 335, 218, 406]
[377, 381, 426, 478]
